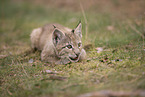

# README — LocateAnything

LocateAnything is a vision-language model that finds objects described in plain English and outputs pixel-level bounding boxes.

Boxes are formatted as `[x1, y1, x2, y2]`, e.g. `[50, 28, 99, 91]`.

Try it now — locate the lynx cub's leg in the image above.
[79, 49, 86, 61]
[41, 49, 70, 64]
[41, 47, 57, 63]
[55, 57, 70, 65]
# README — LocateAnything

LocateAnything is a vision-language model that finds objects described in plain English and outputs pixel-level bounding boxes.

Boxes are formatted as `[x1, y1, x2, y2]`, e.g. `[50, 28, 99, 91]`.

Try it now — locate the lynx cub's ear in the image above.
[53, 29, 64, 46]
[74, 22, 82, 38]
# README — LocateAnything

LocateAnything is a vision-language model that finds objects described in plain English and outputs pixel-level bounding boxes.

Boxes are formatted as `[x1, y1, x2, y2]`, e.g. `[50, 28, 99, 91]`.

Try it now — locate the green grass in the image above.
[0, 1, 145, 97]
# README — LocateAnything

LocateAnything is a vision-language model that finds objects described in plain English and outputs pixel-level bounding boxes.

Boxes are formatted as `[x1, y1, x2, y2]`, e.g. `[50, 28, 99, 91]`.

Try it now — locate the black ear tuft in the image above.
[74, 22, 82, 38]
[79, 20, 81, 24]
[72, 29, 74, 33]
[53, 25, 56, 28]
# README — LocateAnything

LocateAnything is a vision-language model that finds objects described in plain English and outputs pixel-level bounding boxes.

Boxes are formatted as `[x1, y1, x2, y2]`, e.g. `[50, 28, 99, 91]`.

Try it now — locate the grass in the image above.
[0, 0, 145, 97]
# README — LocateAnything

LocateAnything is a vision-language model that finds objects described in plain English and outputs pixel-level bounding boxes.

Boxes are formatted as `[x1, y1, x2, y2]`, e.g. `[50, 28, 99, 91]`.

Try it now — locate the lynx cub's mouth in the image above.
[69, 54, 80, 62]
[69, 56, 79, 61]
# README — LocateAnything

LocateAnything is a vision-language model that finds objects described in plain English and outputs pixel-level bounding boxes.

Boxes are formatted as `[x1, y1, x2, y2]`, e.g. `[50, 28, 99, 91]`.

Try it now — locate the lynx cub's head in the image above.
[52, 22, 83, 62]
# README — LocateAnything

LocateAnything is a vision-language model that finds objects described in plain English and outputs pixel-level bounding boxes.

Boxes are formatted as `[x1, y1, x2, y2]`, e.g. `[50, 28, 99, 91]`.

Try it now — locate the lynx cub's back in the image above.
[30, 22, 86, 64]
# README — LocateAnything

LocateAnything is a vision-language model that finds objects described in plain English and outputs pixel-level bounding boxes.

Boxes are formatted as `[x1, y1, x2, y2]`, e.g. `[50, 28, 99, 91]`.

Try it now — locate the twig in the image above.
[0, 55, 8, 59]
[7, 88, 12, 95]
[128, 18, 145, 65]
[129, 24, 144, 38]
[87, 57, 98, 62]
[61, 83, 84, 90]
[21, 63, 29, 78]
[141, 13, 145, 65]
[78, 90, 145, 97]
[128, 21, 144, 49]
[79, 0, 88, 40]
[17, 59, 30, 78]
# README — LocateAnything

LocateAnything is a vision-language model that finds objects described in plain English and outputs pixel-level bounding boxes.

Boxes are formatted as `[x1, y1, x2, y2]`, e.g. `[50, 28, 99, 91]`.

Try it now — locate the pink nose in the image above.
[76, 53, 80, 57]
[74, 48, 80, 56]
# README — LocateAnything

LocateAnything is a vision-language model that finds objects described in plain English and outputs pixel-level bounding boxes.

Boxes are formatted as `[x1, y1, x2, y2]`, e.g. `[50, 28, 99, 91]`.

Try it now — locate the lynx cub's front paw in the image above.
[55, 58, 70, 65]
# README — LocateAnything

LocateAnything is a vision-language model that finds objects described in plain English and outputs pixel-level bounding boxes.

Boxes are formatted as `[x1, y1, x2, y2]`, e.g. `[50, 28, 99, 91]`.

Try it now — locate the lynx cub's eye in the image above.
[67, 45, 72, 49]
[78, 43, 81, 48]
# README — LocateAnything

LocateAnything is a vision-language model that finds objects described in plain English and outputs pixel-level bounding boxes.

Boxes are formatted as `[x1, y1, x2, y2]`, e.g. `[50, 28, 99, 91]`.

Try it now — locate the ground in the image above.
[0, 0, 145, 97]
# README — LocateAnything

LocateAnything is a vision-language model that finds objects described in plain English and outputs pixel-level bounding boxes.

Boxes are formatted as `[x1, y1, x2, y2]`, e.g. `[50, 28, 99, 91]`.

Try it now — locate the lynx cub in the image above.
[30, 22, 86, 64]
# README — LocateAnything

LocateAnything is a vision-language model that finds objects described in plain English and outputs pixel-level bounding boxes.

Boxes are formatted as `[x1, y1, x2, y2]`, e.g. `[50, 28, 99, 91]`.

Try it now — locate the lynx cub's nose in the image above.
[76, 53, 80, 57]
